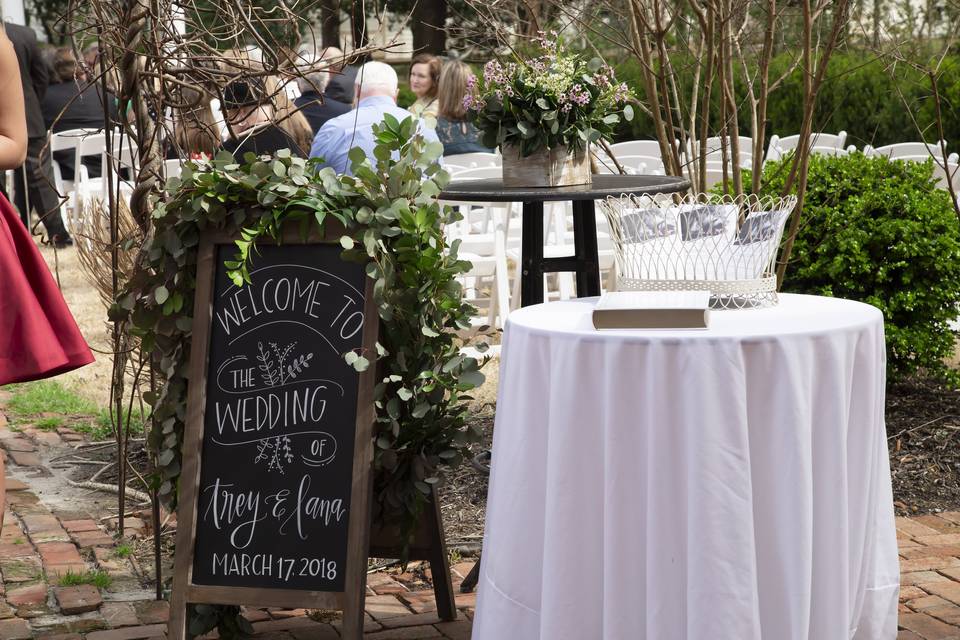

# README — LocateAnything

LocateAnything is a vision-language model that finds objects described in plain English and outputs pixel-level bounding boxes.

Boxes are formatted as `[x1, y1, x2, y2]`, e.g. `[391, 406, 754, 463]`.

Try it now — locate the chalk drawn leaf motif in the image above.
[254, 439, 271, 463]
[287, 352, 314, 380]
[272, 341, 297, 385]
[257, 341, 279, 387]
[267, 436, 286, 474]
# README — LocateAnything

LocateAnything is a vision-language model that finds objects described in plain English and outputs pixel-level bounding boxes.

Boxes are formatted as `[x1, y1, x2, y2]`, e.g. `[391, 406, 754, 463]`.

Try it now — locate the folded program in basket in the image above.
[601, 194, 796, 309]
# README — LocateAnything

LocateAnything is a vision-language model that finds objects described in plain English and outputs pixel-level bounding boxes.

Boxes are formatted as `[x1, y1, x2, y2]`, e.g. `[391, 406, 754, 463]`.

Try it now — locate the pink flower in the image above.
[484, 60, 506, 86]
[567, 84, 591, 106]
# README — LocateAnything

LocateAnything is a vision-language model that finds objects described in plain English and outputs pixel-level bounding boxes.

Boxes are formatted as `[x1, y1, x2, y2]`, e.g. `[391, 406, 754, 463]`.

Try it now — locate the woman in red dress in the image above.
[0, 22, 94, 522]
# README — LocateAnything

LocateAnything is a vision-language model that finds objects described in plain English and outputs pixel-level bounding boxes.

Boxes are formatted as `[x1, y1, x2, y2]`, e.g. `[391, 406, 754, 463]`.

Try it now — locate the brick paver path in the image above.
[5, 399, 960, 638]
[0, 399, 475, 639]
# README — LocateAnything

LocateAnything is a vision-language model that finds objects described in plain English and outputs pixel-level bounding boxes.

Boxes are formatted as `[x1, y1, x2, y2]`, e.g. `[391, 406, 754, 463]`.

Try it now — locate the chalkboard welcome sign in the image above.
[169, 228, 377, 640]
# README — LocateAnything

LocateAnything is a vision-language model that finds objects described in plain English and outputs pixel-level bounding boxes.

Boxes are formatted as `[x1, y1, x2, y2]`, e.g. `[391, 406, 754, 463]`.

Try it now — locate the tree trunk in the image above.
[412, 0, 447, 54]
[321, 0, 341, 49]
[872, 0, 881, 48]
[351, 0, 368, 50]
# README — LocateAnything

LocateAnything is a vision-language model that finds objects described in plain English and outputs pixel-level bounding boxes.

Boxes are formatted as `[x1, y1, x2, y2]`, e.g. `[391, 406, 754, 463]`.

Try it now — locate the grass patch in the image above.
[7, 380, 99, 416]
[5, 380, 148, 441]
[58, 569, 112, 589]
[12, 537, 24, 545]
[114, 543, 133, 558]
[36, 416, 65, 430]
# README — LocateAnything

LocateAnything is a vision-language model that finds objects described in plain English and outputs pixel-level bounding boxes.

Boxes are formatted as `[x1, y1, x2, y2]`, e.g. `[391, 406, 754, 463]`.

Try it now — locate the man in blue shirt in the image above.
[309, 61, 439, 175]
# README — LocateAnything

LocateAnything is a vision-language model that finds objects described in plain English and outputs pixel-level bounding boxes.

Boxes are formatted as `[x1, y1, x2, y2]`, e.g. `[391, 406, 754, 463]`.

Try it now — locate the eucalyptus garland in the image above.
[115, 115, 487, 562]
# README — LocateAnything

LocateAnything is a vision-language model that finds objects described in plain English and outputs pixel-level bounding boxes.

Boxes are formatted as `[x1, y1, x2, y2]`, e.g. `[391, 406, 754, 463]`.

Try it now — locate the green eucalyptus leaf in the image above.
[459, 369, 485, 389]
[411, 402, 430, 419]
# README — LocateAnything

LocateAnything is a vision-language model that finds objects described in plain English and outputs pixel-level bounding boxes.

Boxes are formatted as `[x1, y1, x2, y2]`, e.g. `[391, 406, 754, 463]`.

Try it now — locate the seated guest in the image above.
[320, 47, 358, 105]
[435, 60, 492, 156]
[40, 47, 118, 181]
[408, 53, 440, 128]
[167, 88, 219, 160]
[221, 78, 304, 158]
[309, 61, 439, 175]
[294, 57, 351, 133]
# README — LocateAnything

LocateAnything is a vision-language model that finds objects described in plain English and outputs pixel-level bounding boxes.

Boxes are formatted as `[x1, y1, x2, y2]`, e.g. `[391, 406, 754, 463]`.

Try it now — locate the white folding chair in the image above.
[444, 152, 500, 169]
[49, 128, 100, 219]
[440, 165, 514, 328]
[608, 139, 667, 158]
[893, 153, 960, 166]
[164, 158, 184, 180]
[594, 153, 652, 176]
[864, 141, 948, 159]
[810, 146, 850, 157]
[767, 131, 847, 161]
[696, 136, 753, 168]
[75, 129, 138, 209]
[932, 162, 960, 192]
[3, 169, 14, 205]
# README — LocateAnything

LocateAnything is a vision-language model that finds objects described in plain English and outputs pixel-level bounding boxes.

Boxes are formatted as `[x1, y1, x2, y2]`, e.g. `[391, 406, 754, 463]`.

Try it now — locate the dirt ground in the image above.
[38, 244, 116, 409]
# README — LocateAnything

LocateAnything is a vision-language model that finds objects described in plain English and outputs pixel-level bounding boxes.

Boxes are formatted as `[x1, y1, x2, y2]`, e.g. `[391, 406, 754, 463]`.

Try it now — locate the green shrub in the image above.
[760, 153, 960, 382]
[397, 84, 417, 109]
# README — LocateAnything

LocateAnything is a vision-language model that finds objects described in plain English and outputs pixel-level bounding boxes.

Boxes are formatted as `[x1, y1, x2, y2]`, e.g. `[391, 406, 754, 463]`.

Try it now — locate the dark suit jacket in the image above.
[295, 90, 351, 134]
[324, 65, 358, 105]
[5, 23, 48, 138]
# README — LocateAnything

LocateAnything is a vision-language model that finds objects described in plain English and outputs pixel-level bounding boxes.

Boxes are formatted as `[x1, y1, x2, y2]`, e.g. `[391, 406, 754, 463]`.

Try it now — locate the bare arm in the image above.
[0, 29, 27, 169]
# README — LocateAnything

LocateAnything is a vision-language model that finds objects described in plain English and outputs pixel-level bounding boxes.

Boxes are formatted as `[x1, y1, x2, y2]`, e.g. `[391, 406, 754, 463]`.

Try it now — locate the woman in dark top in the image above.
[435, 60, 492, 157]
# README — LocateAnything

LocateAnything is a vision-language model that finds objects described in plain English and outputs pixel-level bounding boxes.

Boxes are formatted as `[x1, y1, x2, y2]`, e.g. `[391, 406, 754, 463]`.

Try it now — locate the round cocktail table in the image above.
[473, 294, 899, 640]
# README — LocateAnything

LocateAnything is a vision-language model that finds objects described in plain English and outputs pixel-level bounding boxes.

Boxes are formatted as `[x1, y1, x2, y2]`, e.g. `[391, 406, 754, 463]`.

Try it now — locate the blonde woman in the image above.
[264, 75, 312, 155]
[168, 89, 220, 160]
[408, 53, 440, 128]
[436, 60, 491, 155]
[0, 22, 93, 522]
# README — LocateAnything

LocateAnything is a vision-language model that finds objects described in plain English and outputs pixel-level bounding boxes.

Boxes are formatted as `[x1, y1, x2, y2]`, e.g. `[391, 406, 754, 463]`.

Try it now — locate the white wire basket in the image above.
[600, 193, 798, 309]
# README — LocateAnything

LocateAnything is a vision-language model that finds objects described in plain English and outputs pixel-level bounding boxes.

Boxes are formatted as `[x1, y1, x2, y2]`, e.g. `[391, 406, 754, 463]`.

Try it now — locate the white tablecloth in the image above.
[473, 294, 899, 640]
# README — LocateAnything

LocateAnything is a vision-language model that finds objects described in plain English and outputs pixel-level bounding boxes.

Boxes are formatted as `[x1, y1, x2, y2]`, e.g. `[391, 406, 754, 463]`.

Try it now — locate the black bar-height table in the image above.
[439, 174, 690, 307]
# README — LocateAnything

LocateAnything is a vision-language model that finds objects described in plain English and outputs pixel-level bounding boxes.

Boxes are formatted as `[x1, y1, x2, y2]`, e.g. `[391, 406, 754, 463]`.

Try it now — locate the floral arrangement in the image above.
[464, 34, 634, 157]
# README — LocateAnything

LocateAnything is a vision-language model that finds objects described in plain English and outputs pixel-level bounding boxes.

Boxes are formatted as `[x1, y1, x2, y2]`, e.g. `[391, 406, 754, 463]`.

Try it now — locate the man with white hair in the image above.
[309, 61, 439, 175]
[294, 54, 351, 133]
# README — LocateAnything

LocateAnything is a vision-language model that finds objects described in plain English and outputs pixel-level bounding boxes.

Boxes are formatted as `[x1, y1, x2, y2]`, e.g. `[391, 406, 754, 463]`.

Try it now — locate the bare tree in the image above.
[56, 0, 399, 537]
[464, 0, 851, 283]
[874, 0, 960, 222]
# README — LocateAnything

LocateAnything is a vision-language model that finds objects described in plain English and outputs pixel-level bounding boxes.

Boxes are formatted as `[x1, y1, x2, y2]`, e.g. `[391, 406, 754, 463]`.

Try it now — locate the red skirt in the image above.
[0, 193, 94, 385]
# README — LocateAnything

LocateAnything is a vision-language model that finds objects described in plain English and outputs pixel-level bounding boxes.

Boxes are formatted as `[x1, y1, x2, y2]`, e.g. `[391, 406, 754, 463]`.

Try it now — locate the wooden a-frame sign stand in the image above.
[168, 226, 456, 640]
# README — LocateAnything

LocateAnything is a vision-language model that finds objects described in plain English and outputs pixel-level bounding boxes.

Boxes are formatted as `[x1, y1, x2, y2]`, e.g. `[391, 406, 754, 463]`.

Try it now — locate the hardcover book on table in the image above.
[592, 291, 711, 329]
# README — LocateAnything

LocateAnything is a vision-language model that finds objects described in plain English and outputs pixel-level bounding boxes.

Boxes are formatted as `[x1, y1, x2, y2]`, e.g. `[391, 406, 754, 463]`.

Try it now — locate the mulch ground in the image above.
[887, 377, 960, 516]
